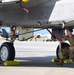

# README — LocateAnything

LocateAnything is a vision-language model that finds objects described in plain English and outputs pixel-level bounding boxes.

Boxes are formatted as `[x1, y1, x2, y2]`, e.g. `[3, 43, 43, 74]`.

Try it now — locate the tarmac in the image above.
[0, 40, 74, 75]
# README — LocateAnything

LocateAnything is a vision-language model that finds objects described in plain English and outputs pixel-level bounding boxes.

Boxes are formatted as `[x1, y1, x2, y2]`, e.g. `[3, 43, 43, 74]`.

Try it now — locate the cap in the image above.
[66, 28, 73, 32]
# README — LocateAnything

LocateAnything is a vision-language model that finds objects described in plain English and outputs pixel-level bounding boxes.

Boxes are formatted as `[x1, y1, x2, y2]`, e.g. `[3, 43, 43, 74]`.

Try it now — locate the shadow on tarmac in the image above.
[15, 56, 74, 68]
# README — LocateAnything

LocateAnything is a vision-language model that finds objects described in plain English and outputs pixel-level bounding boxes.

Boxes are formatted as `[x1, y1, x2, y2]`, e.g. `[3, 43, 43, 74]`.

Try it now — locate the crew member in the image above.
[56, 28, 74, 65]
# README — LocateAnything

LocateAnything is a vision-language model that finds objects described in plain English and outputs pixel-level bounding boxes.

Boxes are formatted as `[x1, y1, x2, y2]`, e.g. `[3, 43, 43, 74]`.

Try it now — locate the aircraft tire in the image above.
[0, 42, 15, 62]
[56, 43, 70, 59]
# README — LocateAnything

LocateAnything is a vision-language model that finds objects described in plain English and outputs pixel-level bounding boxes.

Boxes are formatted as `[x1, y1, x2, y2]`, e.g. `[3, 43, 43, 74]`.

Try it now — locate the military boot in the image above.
[56, 59, 64, 66]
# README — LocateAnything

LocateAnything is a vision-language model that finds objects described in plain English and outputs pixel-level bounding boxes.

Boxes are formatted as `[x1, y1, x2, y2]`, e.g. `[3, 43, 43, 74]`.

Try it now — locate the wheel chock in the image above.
[52, 58, 71, 64]
[4, 61, 19, 66]
[64, 59, 71, 64]
[52, 58, 59, 62]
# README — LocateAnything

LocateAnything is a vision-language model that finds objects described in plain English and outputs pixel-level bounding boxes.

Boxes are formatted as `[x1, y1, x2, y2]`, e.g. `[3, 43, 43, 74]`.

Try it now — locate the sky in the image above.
[34, 29, 52, 35]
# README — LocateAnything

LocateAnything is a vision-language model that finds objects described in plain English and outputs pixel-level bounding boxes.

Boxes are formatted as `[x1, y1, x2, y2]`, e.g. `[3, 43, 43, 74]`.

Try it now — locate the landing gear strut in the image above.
[0, 26, 16, 62]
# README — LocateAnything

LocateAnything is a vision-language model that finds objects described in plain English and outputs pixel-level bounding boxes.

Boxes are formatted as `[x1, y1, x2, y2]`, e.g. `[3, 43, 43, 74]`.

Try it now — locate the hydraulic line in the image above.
[20, 0, 29, 13]
[46, 28, 56, 39]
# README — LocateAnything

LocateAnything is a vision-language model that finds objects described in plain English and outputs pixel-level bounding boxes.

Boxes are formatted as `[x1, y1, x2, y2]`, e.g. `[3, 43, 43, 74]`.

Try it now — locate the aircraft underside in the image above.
[0, 0, 74, 28]
[0, 0, 74, 63]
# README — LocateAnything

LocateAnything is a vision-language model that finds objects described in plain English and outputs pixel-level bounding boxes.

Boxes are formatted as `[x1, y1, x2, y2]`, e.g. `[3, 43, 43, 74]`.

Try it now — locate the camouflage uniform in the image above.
[59, 35, 74, 63]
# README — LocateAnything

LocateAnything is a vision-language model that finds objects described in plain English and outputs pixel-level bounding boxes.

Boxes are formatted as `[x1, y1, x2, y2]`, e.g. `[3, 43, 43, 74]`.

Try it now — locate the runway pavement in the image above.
[0, 40, 74, 75]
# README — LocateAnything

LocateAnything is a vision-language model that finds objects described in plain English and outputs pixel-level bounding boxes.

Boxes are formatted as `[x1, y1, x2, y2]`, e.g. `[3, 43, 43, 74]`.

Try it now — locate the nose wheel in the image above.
[0, 42, 15, 62]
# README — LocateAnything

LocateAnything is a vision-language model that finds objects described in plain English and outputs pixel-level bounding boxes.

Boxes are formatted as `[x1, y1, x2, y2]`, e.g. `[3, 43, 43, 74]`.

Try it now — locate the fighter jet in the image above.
[0, 0, 74, 62]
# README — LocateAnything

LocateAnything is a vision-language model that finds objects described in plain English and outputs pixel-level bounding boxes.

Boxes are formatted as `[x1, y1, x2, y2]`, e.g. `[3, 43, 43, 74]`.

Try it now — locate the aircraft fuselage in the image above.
[0, 0, 74, 28]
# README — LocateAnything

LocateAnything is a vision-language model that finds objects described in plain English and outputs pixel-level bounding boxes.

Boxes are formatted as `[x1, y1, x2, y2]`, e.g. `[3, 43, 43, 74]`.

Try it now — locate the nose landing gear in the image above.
[0, 26, 16, 62]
